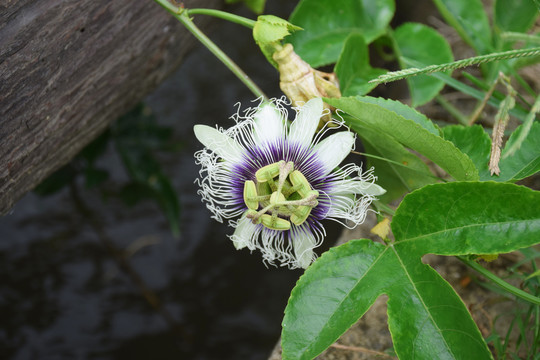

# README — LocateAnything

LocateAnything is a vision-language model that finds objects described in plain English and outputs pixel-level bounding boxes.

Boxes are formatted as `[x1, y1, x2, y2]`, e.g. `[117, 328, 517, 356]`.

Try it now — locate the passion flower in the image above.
[194, 98, 384, 269]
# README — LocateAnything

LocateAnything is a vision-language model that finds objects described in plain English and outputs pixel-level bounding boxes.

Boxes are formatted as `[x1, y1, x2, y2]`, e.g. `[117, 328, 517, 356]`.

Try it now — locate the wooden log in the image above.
[0, 0, 220, 215]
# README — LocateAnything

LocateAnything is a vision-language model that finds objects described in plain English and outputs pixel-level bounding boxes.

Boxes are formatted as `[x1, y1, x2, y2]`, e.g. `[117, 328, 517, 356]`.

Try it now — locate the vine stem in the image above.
[152, 0, 267, 100]
[458, 256, 540, 306]
[370, 47, 540, 84]
[187, 8, 256, 28]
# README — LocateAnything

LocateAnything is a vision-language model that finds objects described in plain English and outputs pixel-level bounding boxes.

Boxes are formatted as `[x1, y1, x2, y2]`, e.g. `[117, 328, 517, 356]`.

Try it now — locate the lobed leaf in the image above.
[387, 245, 491, 360]
[282, 239, 493, 359]
[283, 182, 540, 359]
[282, 240, 392, 360]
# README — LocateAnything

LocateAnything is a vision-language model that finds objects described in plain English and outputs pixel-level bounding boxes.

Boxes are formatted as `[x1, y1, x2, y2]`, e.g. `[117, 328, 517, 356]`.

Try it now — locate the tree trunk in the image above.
[0, 0, 221, 215]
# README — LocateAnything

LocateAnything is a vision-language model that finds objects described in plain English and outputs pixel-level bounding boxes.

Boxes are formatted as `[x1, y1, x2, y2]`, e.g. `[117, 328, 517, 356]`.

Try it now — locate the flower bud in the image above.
[273, 43, 341, 125]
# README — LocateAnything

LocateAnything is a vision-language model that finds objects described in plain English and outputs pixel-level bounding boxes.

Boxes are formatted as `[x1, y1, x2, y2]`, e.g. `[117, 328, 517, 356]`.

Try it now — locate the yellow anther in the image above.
[289, 170, 311, 197]
[290, 205, 312, 226]
[255, 162, 282, 183]
[243, 180, 259, 210]
[260, 214, 291, 231]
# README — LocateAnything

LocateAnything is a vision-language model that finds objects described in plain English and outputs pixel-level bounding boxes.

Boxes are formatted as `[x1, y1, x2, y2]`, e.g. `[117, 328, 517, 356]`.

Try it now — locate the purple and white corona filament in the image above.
[194, 97, 385, 269]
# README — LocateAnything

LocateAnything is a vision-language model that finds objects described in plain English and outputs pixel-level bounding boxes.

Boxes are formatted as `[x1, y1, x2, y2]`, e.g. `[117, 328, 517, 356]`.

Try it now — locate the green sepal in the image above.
[253, 15, 302, 68]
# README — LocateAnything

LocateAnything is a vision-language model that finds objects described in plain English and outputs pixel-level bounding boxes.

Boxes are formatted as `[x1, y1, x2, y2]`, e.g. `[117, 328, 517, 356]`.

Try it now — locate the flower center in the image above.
[243, 160, 319, 230]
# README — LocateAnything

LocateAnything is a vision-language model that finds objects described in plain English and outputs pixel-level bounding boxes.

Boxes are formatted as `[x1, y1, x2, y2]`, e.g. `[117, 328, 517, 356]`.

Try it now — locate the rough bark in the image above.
[0, 0, 220, 215]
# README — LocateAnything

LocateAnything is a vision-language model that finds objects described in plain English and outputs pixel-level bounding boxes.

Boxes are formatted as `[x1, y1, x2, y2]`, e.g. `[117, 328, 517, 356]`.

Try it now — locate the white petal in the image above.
[292, 229, 316, 269]
[252, 103, 285, 146]
[314, 132, 355, 175]
[332, 179, 386, 196]
[288, 98, 323, 148]
[194, 125, 244, 163]
[230, 215, 257, 250]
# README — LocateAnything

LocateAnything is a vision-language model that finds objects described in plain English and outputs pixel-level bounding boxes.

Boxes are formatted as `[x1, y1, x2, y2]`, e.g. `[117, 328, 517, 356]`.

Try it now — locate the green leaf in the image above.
[386, 246, 490, 360]
[327, 96, 479, 181]
[334, 34, 386, 96]
[282, 240, 392, 360]
[253, 15, 302, 68]
[79, 129, 111, 164]
[115, 142, 181, 237]
[148, 173, 182, 237]
[411, 68, 529, 122]
[283, 240, 493, 360]
[443, 123, 540, 182]
[350, 120, 437, 202]
[253, 15, 302, 47]
[495, 0, 538, 33]
[34, 165, 77, 196]
[282, 182, 540, 359]
[393, 22, 454, 106]
[497, 121, 540, 181]
[119, 183, 154, 206]
[432, 0, 493, 55]
[225, 0, 266, 14]
[287, 0, 395, 67]
[113, 105, 181, 237]
[34, 129, 112, 196]
[355, 96, 440, 135]
[84, 168, 109, 188]
[392, 182, 540, 255]
[442, 125, 491, 177]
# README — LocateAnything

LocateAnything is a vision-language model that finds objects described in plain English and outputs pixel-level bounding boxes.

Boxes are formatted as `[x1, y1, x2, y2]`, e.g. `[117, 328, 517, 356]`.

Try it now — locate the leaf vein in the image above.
[391, 246, 455, 358]
[397, 218, 538, 245]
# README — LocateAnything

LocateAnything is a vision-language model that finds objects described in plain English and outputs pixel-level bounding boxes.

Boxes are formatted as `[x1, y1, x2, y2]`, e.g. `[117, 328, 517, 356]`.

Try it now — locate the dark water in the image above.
[0, 2, 347, 359]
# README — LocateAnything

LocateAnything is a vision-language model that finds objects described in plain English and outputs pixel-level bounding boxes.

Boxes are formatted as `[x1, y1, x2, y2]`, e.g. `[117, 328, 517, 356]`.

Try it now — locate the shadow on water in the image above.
[0, 2, 344, 359]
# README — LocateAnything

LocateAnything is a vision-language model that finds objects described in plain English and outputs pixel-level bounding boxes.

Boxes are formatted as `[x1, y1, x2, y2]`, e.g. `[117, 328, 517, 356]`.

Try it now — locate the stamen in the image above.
[249, 161, 319, 229]
[255, 161, 283, 183]
[290, 205, 312, 226]
[260, 214, 291, 231]
[243, 180, 259, 210]
[289, 170, 311, 197]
